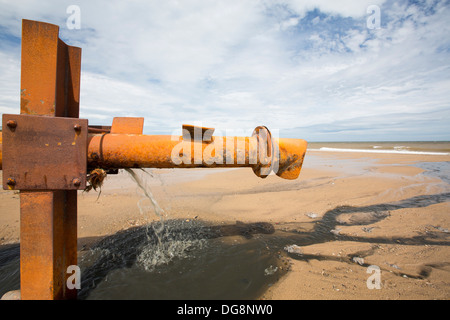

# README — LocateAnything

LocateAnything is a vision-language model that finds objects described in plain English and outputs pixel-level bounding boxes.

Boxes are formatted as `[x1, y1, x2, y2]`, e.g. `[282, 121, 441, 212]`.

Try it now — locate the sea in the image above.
[307, 141, 450, 156]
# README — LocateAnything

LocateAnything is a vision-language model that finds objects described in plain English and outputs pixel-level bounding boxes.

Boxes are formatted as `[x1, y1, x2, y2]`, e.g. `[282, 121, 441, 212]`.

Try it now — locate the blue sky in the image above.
[0, 0, 449, 141]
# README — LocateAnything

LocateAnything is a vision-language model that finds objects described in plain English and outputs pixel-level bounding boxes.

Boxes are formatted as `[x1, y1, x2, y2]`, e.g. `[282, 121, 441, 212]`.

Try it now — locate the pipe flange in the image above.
[251, 126, 276, 178]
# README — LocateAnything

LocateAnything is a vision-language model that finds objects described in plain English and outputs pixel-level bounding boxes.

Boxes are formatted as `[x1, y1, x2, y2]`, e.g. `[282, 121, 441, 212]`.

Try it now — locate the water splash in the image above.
[135, 220, 208, 272]
[122, 169, 208, 272]
[124, 168, 166, 241]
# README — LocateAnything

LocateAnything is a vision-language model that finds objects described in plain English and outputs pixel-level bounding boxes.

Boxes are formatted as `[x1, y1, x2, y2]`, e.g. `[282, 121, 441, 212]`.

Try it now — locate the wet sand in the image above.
[0, 150, 449, 299]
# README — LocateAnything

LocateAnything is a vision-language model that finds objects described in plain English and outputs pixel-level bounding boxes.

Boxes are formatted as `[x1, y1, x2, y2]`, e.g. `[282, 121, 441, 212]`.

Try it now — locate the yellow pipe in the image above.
[87, 133, 307, 180]
[0, 131, 307, 180]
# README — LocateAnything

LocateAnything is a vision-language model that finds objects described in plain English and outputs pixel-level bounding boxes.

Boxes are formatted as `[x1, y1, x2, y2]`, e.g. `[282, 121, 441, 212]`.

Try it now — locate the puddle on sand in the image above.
[0, 168, 288, 300]
[77, 185, 450, 300]
[76, 169, 284, 300]
[0, 219, 287, 300]
[78, 219, 286, 300]
[0, 243, 20, 297]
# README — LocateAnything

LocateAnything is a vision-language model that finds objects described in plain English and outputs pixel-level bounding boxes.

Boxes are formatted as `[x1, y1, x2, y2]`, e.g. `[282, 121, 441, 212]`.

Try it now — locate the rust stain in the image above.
[20, 99, 30, 113]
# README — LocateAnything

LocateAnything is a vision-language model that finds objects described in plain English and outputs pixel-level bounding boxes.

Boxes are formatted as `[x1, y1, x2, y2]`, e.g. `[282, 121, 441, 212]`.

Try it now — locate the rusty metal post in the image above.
[17, 20, 82, 300]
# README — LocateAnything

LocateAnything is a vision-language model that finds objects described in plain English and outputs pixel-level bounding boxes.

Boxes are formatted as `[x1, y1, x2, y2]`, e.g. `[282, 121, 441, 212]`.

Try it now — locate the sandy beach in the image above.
[1, 149, 449, 300]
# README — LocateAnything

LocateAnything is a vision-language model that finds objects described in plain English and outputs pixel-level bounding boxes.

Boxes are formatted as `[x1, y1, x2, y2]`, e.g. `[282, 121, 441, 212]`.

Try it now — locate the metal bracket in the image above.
[182, 124, 215, 142]
[110, 117, 144, 134]
[2, 114, 88, 190]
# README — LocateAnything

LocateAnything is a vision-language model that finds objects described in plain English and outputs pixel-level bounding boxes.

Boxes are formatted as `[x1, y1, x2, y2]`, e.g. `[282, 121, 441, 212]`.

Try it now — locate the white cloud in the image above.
[0, 51, 20, 115]
[269, 0, 387, 19]
[0, 0, 449, 140]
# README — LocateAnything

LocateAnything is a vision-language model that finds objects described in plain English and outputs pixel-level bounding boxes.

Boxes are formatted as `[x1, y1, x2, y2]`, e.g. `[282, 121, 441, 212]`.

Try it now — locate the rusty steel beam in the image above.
[2, 115, 88, 191]
[0, 132, 2, 171]
[20, 190, 77, 300]
[17, 19, 81, 300]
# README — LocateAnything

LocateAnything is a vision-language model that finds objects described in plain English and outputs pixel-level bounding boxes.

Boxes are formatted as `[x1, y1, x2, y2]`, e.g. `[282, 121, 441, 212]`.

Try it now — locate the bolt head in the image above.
[6, 178, 16, 186]
[6, 120, 17, 129]
[72, 178, 81, 187]
[74, 124, 82, 131]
